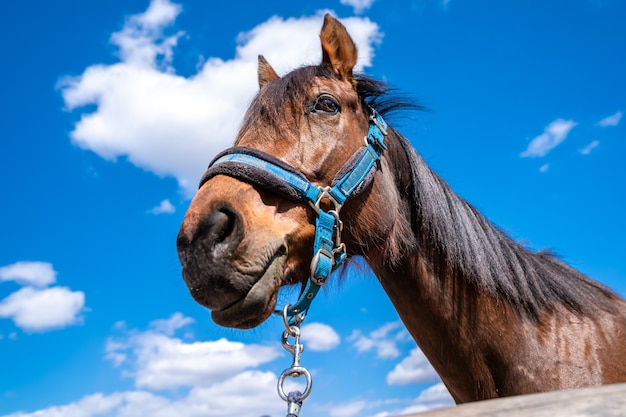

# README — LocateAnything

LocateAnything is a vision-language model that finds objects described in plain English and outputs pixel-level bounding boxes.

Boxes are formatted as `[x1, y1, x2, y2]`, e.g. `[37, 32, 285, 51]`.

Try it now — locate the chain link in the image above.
[277, 305, 312, 417]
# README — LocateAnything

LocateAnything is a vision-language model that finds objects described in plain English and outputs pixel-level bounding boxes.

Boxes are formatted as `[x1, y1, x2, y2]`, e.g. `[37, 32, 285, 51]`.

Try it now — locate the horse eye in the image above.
[312, 95, 340, 115]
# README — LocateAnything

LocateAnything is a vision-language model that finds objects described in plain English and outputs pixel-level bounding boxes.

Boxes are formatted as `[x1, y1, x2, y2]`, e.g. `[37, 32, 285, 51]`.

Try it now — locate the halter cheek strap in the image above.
[199, 108, 388, 323]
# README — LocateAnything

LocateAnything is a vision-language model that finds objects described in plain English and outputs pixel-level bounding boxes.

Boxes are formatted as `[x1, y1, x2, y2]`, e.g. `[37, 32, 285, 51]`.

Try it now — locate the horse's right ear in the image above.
[320, 14, 358, 81]
[258, 55, 279, 88]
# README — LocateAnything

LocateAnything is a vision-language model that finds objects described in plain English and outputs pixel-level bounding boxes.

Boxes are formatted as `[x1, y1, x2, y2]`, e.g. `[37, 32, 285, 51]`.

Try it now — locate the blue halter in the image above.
[200, 108, 388, 323]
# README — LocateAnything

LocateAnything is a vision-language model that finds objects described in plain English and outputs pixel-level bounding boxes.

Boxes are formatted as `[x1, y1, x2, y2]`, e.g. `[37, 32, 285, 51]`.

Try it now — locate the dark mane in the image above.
[355, 74, 423, 117]
[393, 124, 619, 320]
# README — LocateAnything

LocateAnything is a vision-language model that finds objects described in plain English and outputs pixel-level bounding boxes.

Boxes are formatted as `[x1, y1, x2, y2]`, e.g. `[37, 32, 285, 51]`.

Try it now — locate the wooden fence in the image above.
[407, 383, 626, 417]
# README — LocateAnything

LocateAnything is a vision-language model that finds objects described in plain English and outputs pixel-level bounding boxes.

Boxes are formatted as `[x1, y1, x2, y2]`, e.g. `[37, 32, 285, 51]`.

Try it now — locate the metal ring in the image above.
[281, 304, 304, 333]
[277, 366, 312, 402]
[282, 304, 301, 332]
[281, 304, 291, 329]
[281, 329, 302, 355]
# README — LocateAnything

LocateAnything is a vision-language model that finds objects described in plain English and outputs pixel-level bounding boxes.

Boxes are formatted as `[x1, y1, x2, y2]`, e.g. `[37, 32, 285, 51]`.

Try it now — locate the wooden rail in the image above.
[407, 383, 626, 417]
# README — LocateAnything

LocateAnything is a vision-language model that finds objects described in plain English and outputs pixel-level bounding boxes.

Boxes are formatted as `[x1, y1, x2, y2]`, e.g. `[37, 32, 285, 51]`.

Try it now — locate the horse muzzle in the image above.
[177, 199, 289, 328]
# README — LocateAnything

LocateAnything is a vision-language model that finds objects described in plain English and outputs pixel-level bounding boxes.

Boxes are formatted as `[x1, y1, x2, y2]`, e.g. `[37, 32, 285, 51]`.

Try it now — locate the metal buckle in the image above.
[310, 248, 334, 285]
[369, 109, 388, 136]
[308, 186, 343, 215]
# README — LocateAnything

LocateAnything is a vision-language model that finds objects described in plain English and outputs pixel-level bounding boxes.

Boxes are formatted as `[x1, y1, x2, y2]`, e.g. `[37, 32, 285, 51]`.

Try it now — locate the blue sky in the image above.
[0, 0, 624, 416]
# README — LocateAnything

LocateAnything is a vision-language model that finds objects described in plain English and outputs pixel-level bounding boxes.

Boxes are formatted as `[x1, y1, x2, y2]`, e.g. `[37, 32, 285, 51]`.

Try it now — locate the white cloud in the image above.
[180, 370, 282, 417]
[320, 398, 399, 417]
[0, 286, 85, 332]
[328, 382, 453, 417]
[2, 392, 135, 417]
[386, 347, 440, 385]
[579, 140, 600, 155]
[148, 199, 175, 214]
[396, 383, 455, 415]
[520, 119, 577, 158]
[4, 311, 449, 417]
[149, 312, 194, 335]
[0, 261, 56, 287]
[597, 111, 622, 127]
[348, 321, 408, 359]
[3, 378, 284, 417]
[112, 0, 183, 68]
[300, 322, 340, 351]
[105, 314, 281, 390]
[416, 383, 452, 403]
[235, 14, 381, 74]
[0, 262, 86, 333]
[372, 383, 454, 417]
[539, 163, 550, 173]
[369, 321, 402, 339]
[340, 0, 375, 14]
[329, 399, 368, 417]
[58, 0, 383, 196]
[11, 314, 285, 417]
[132, 336, 280, 389]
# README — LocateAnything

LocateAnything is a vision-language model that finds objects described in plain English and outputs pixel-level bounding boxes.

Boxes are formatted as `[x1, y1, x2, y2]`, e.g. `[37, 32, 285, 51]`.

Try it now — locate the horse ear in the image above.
[320, 14, 358, 81]
[258, 55, 279, 88]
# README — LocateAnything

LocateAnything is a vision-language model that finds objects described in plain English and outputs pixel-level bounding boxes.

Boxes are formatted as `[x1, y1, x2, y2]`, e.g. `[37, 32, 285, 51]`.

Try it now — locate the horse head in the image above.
[177, 15, 406, 329]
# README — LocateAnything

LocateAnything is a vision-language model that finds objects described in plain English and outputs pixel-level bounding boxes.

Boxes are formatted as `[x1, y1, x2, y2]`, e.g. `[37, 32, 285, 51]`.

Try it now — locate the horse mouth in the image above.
[211, 252, 287, 329]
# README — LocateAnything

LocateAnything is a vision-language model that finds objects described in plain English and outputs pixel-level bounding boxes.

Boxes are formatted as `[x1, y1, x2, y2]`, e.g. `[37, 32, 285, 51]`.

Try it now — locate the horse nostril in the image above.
[212, 209, 235, 244]
[197, 204, 242, 249]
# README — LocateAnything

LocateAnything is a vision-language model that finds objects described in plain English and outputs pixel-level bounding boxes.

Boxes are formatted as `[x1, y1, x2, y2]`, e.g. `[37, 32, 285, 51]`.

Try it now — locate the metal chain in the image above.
[277, 304, 312, 417]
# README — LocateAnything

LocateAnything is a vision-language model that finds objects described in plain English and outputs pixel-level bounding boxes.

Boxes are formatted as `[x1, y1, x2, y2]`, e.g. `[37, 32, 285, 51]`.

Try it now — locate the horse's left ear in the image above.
[258, 55, 279, 88]
[320, 14, 358, 81]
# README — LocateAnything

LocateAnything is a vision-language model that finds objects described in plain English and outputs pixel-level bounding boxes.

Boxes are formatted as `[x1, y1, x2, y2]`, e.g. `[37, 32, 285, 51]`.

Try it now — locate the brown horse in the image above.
[177, 14, 626, 403]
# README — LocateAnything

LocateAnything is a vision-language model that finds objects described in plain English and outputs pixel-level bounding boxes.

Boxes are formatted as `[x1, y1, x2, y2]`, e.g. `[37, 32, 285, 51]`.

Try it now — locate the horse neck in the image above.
[364, 129, 626, 402]
[358, 131, 501, 400]
[373, 255, 511, 403]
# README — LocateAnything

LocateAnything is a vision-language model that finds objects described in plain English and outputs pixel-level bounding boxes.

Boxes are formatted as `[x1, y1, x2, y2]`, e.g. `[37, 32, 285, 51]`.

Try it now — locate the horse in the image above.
[177, 14, 626, 404]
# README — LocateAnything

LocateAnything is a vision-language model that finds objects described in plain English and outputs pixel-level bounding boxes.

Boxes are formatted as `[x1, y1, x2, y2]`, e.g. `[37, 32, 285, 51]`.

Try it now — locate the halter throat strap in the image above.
[199, 108, 388, 322]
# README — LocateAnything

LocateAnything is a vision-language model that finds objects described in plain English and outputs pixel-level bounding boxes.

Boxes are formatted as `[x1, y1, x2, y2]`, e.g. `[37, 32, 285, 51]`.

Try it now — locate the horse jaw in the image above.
[211, 252, 286, 329]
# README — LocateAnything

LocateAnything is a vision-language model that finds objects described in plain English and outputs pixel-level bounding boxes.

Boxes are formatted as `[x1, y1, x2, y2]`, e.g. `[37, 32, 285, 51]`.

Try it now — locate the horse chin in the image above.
[211, 253, 287, 329]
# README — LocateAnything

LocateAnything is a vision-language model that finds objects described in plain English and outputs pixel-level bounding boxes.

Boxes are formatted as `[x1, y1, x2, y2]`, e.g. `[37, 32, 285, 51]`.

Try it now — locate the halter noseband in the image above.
[199, 107, 388, 323]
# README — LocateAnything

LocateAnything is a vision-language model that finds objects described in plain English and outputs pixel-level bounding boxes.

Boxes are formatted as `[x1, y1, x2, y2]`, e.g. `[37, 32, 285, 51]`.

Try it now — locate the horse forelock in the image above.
[239, 65, 418, 142]
[239, 65, 335, 140]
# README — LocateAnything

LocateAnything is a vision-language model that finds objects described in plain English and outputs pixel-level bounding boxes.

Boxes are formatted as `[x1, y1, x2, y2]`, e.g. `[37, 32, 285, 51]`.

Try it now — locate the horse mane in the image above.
[353, 75, 620, 320]
[405, 136, 623, 318]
